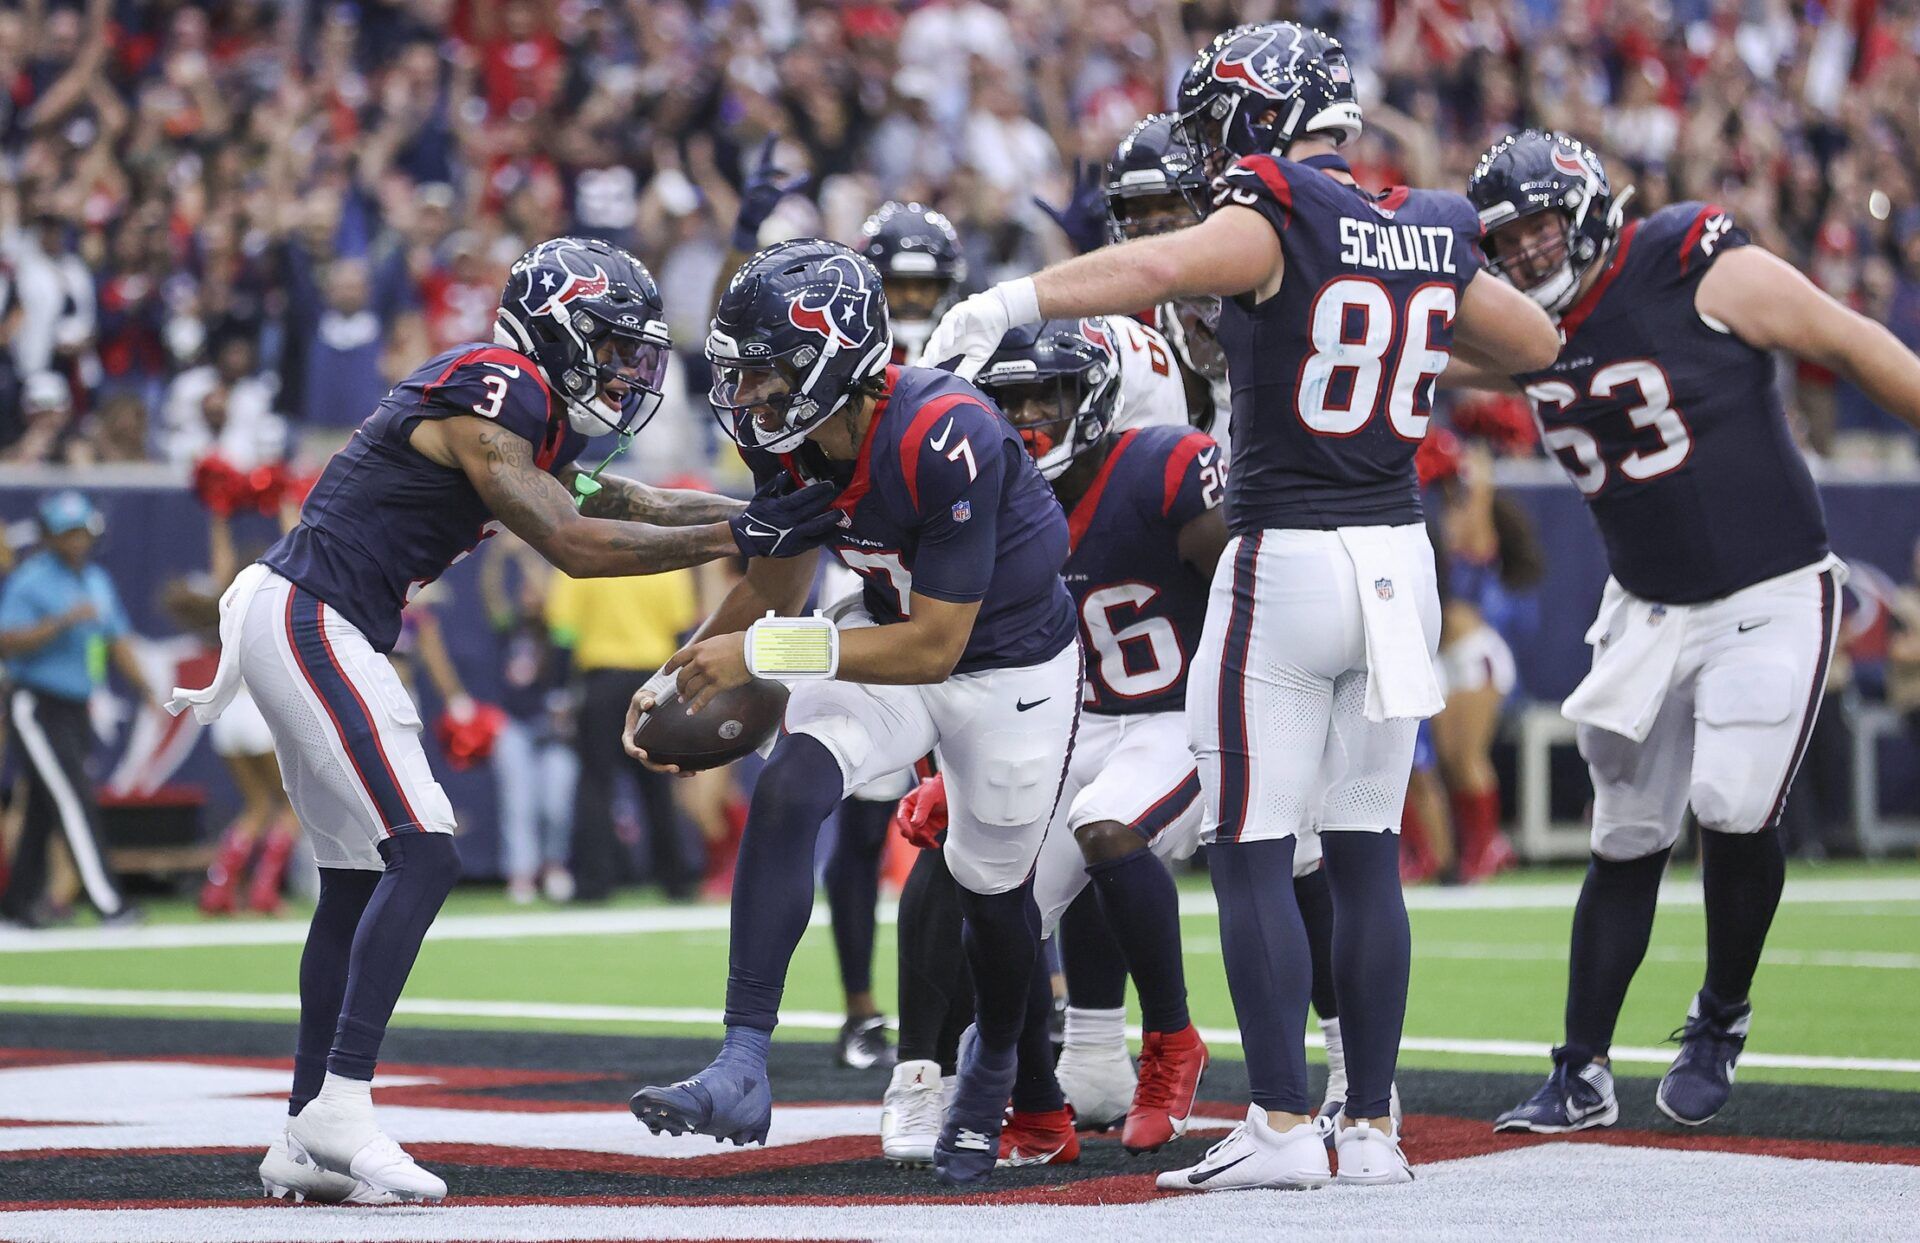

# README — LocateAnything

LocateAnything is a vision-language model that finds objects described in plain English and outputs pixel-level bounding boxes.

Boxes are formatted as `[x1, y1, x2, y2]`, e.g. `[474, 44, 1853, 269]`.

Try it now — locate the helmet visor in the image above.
[1108, 188, 1205, 240]
[980, 375, 1091, 476]
[709, 358, 807, 449]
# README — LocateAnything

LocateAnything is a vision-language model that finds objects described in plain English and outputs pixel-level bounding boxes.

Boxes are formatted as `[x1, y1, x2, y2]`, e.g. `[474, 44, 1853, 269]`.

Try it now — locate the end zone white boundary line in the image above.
[1, 984, 1916, 1076]
[2, 876, 1916, 956]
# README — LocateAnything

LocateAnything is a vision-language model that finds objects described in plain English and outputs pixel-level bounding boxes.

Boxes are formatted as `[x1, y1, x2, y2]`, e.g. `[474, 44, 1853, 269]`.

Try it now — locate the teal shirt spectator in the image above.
[0, 550, 132, 702]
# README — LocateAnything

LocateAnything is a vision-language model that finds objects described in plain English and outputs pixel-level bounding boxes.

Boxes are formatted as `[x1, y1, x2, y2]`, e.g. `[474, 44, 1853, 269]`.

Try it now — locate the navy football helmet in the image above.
[494, 237, 672, 438]
[974, 319, 1119, 481]
[856, 202, 966, 361]
[1175, 22, 1362, 173]
[1104, 113, 1211, 242]
[708, 239, 893, 454]
[1469, 130, 1628, 315]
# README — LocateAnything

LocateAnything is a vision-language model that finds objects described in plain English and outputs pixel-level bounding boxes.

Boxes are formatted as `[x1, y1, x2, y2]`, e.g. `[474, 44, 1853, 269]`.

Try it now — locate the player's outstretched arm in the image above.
[919, 207, 1280, 378]
[1449, 269, 1562, 378]
[1698, 247, 1920, 430]
[432, 415, 737, 577]
[570, 471, 746, 527]
[1177, 506, 1232, 579]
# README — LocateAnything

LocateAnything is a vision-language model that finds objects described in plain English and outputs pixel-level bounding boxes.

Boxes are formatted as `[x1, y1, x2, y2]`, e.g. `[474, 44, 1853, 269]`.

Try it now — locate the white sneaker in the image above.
[881, 1059, 946, 1166]
[1334, 1118, 1413, 1185]
[259, 1130, 401, 1204]
[287, 1074, 447, 1202]
[1155, 1103, 1331, 1192]
[1319, 1080, 1404, 1142]
[1055, 1040, 1135, 1131]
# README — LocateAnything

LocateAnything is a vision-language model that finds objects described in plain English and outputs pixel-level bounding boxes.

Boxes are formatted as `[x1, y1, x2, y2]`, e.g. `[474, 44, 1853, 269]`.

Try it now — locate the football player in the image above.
[1103, 112, 1231, 451]
[921, 22, 1559, 1189]
[167, 238, 833, 1204]
[1452, 131, 1920, 1132]
[625, 240, 1082, 1189]
[857, 201, 969, 363]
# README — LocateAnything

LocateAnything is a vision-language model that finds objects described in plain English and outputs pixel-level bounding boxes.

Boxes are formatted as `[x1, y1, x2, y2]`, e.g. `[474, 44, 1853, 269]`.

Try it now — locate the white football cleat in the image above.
[1054, 1040, 1135, 1131]
[881, 1059, 946, 1166]
[1334, 1118, 1413, 1185]
[1155, 1103, 1331, 1192]
[287, 1074, 447, 1203]
[259, 1131, 402, 1205]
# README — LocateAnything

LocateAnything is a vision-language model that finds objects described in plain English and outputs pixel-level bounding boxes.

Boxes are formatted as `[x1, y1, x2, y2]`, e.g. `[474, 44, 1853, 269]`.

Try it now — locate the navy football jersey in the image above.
[262, 343, 586, 652]
[1512, 203, 1828, 604]
[1212, 155, 1487, 533]
[1064, 423, 1222, 715]
[745, 366, 1077, 676]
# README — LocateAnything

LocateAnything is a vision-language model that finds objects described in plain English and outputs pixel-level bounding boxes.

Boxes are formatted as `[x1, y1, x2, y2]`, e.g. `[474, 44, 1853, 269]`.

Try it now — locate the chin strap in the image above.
[570, 431, 634, 509]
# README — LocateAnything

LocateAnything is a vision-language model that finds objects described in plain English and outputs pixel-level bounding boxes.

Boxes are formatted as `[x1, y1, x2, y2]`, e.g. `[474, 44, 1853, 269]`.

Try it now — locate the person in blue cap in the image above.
[0, 489, 151, 928]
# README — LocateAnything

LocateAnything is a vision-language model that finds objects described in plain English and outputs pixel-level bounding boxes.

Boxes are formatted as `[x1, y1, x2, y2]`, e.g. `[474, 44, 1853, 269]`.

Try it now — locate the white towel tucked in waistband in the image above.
[164, 562, 272, 724]
[1337, 526, 1444, 723]
[1560, 577, 1689, 743]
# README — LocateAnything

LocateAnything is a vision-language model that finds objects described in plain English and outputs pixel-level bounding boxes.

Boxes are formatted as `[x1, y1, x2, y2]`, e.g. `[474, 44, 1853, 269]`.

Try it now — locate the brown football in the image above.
[630, 678, 791, 772]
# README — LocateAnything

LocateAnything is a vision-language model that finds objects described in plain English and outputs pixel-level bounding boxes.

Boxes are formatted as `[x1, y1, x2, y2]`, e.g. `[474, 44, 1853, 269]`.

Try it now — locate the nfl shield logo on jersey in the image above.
[951, 499, 972, 523]
[1375, 577, 1394, 601]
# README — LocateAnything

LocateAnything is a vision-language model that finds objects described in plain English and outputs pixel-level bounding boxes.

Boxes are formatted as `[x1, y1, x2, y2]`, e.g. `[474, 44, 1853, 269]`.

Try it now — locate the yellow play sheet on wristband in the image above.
[752, 623, 835, 675]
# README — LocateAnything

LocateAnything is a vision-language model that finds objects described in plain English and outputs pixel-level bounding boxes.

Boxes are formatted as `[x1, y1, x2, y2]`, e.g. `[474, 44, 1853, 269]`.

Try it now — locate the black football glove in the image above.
[1033, 159, 1109, 256]
[730, 477, 843, 558]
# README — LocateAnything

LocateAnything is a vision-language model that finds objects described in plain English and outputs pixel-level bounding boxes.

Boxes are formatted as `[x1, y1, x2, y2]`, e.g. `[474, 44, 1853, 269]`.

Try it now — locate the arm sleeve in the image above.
[906, 415, 1007, 605]
[1160, 431, 1223, 528]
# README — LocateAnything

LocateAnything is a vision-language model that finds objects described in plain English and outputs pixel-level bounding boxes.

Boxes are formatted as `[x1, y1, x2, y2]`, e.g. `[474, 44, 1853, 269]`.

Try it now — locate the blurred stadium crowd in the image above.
[7, 0, 1920, 475]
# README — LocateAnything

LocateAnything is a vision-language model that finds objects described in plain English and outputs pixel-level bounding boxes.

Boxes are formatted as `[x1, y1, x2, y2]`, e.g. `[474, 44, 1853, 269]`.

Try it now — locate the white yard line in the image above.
[2, 985, 1917, 1076]
[2, 876, 1916, 956]
[1413, 942, 1920, 971]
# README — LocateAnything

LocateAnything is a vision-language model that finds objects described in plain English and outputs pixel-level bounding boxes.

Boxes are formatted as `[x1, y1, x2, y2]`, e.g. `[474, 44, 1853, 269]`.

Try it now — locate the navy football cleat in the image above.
[630, 1057, 773, 1147]
[932, 1025, 1018, 1187]
[1493, 1048, 1618, 1134]
[1657, 991, 1751, 1127]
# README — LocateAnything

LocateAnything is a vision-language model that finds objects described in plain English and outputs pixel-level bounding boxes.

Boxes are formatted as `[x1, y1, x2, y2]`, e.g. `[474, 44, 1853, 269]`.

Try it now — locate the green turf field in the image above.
[2, 861, 1916, 1092]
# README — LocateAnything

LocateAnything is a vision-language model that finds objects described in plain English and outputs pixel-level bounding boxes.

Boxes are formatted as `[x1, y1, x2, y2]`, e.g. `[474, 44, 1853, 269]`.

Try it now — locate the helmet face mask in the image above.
[857, 202, 965, 361]
[976, 320, 1118, 481]
[708, 240, 893, 455]
[495, 237, 673, 439]
[1105, 113, 1212, 240]
[1108, 190, 1206, 241]
[1469, 130, 1626, 316]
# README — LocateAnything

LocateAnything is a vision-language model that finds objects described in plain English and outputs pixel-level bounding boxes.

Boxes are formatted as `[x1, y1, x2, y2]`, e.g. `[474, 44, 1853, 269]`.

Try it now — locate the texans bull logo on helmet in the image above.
[513, 240, 613, 323]
[1210, 23, 1306, 100]
[785, 255, 877, 352]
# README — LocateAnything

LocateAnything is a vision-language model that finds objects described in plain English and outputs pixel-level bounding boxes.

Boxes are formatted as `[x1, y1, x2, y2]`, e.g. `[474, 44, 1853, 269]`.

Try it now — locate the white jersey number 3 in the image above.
[1295, 278, 1456, 440]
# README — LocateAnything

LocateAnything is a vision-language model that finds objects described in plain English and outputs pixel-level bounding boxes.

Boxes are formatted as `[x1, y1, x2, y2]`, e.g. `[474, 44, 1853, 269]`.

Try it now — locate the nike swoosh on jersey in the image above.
[485, 363, 522, 378]
[1016, 698, 1050, 712]
[1737, 619, 1769, 632]
[928, 418, 955, 452]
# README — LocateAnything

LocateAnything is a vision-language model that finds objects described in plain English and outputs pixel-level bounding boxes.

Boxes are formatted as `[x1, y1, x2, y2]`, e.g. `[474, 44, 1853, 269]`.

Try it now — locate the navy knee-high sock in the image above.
[1293, 865, 1338, 1020]
[1086, 850, 1189, 1033]
[1564, 847, 1671, 1063]
[1058, 886, 1127, 1010]
[825, 796, 892, 1003]
[1209, 837, 1313, 1114]
[1701, 828, 1785, 1008]
[955, 877, 1041, 1050]
[1011, 943, 1066, 1112]
[1321, 832, 1410, 1121]
[328, 833, 462, 1081]
[896, 846, 972, 1071]
[291, 867, 380, 1114]
[724, 735, 845, 1032]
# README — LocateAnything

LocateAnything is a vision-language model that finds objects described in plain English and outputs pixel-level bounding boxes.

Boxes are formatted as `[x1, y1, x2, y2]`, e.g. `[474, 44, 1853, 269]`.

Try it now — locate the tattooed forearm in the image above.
[576, 473, 746, 526]
[462, 423, 735, 577]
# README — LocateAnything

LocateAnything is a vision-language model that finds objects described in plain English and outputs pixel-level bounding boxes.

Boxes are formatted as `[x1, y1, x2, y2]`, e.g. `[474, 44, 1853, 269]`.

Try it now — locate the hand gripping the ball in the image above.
[915, 278, 1041, 381]
[891, 774, 949, 849]
[730, 477, 843, 559]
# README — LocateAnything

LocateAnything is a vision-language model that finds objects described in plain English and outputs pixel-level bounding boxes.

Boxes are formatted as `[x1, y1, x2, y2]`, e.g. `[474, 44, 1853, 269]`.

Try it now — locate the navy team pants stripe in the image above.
[284, 587, 422, 834]
[1130, 769, 1202, 842]
[1214, 533, 1262, 842]
[1764, 568, 1840, 827]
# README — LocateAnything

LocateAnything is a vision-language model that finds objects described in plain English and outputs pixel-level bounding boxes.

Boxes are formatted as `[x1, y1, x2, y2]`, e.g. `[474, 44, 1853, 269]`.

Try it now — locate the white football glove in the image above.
[915, 278, 1041, 381]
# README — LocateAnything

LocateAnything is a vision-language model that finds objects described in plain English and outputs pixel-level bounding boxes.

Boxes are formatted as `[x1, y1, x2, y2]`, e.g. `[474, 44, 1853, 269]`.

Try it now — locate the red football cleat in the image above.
[997, 1107, 1080, 1166]
[1124, 1024, 1208, 1153]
